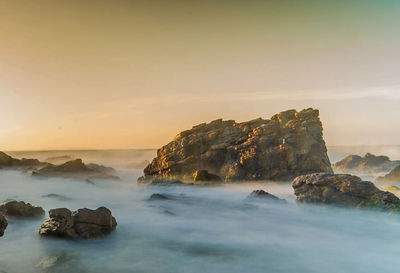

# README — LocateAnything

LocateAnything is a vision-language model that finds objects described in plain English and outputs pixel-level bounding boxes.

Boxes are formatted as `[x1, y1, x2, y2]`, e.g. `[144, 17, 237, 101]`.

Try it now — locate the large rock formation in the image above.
[0, 214, 7, 237]
[39, 207, 117, 239]
[333, 153, 400, 174]
[377, 166, 400, 182]
[0, 201, 44, 218]
[292, 173, 400, 212]
[0, 151, 46, 170]
[140, 108, 332, 182]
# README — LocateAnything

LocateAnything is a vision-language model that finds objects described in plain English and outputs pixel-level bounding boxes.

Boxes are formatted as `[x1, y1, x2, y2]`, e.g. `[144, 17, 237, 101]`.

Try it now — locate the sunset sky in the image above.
[1, 0, 400, 151]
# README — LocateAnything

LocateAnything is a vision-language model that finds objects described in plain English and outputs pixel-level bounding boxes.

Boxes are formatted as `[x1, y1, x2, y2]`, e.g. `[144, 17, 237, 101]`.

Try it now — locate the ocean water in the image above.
[1, 147, 400, 273]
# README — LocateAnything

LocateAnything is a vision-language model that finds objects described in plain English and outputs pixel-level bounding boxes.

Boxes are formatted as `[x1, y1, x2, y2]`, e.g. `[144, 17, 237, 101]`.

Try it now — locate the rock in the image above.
[193, 170, 222, 182]
[248, 190, 286, 202]
[384, 185, 400, 195]
[41, 194, 74, 201]
[333, 153, 400, 174]
[0, 214, 7, 237]
[148, 178, 186, 186]
[140, 108, 332, 182]
[39, 207, 117, 239]
[149, 193, 170, 200]
[32, 159, 120, 181]
[0, 151, 47, 170]
[377, 166, 400, 182]
[292, 173, 400, 212]
[0, 200, 45, 218]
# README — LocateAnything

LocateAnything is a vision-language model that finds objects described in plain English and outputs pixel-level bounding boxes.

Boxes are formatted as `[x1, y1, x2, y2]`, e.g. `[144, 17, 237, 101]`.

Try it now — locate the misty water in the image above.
[1, 147, 400, 273]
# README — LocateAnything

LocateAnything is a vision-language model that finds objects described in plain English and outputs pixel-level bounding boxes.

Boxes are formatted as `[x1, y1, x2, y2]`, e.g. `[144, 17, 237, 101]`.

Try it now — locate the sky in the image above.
[1, 0, 400, 151]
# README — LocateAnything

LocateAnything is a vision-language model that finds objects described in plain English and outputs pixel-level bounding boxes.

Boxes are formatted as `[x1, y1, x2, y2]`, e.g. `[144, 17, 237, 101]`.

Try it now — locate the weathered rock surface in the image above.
[0, 201, 45, 218]
[293, 173, 400, 211]
[248, 190, 286, 202]
[39, 207, 117, 239]
[0, 214, 7, 237]
[32, 159, 119, 180]
[333, 153, 400, 174]
[377, 166, 400, 182]
[193, 170, 222, 182]
[140, 108, 332, 182]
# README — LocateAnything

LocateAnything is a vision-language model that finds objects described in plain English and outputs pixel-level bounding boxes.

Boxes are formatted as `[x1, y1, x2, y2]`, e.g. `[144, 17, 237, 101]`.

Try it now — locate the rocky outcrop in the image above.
[140, 108, 332, 182]
[292, 173, 400, 211]
[0, 201, 45, 218]
[0, 151, 119, 181]
[247, 190, 286, 202]
[0, 151, 47, 170]
[333, 153, 400, 174]
[31, 159, 119, 180]
[0, 214, 7, 237]
[377, 166, 400, 182]
[39, 207, 117, 239]
[193, 170, 222, 182]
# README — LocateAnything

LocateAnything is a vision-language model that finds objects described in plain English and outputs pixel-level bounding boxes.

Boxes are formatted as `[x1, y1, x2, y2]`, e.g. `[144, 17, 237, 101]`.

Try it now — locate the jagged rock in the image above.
[248, 190, 286, 202]
[333, 153, 400, 174]
[377, 166, 400, 182]
[140, 108, 332, 182]
[0, 151, 47, 170]
[39, 207, 117, 239]
[0, 201, 44, 218]
[32, 159, 119, 180]
[292, 173, 400, 211]
[0, 214, 7, 237]
[193, 170, 222, 182]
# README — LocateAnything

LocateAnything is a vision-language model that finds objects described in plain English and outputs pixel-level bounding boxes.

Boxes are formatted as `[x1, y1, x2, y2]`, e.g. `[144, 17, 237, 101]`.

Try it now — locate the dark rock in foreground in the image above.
[141, 108, 332, 182]
[377, 166, 400, 182]
[293, 173, 400, 212]
[333, 153, 400, 174]
[0, 201, 45, 218]
[39, 207, 117, 239]
[193, 170, 222, 182]
[248, 190, 286, 202]
[0, 214, 7, 237]
[31, 159, 119, 181]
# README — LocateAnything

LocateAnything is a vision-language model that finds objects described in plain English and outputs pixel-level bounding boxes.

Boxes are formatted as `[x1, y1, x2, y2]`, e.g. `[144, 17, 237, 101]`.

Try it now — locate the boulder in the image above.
[0, 214, 7, 237]
[333, 153, 400, 174]
[377, 166, 400, 182]
[39, 207, 117, 239]
[248, 190, 286, 202]
[0, 201, 45, 218]
[149, 193, 171, 200]
[140, 108, 332, 182]
[292, 173, 400, 211]
[193, 170, 222, 182]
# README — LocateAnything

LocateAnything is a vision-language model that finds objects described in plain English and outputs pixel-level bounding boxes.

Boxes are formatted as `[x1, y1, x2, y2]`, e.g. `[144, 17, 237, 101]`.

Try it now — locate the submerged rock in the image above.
[193, 170, 222, 182]
[32, 159, 119, 181]
[141, 108, 332, 182]
[149, 193, 171, 200]
[292, 173, 400, 212]
[333, 153, 400, 174]
[0, 214, 7, 237]
[0, 201, 45, 218]
[377, 166, 400, 182]
[147, 178, 186, 186]
[248, 190, 286, 202]
[39, 207, 117, 239]
[41, 194, 74, 201]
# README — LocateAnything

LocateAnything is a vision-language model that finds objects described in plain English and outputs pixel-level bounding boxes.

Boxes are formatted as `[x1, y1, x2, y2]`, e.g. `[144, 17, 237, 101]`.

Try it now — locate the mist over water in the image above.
[1, 147, 400, 272]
